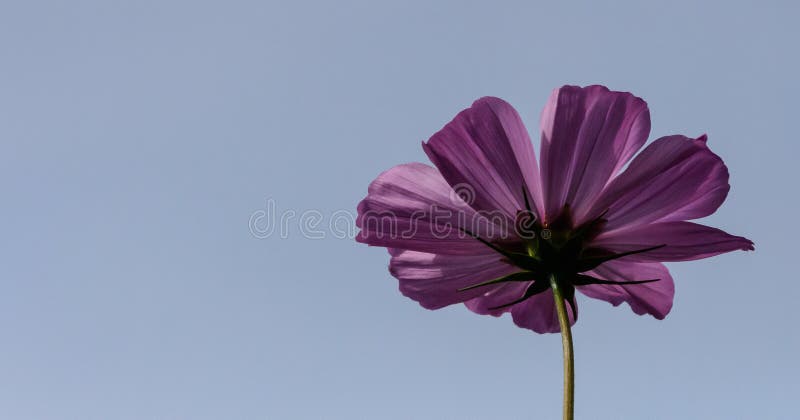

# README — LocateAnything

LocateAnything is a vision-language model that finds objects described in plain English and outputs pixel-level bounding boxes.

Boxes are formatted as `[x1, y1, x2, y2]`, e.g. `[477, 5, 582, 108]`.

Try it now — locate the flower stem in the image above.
[550, 273, 574, 420]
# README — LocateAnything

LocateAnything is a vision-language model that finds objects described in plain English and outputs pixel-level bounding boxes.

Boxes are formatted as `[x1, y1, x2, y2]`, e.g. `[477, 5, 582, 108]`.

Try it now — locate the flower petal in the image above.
[539, 85, 650, 223]
[422, 97, 544, 220]
[464, 282, 531, 317]
[587, 134, 730, 232]
[578, 260, 674, 319]
[591, 221, 754, 262]
[389, 249, 518, 310]
[510, 289, 577, 333]
[465, 278, 579, 334]
[356, 163, 511, 255]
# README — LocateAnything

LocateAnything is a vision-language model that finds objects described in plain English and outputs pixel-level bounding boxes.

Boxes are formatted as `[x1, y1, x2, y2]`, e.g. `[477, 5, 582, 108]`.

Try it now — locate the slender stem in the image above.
[550, 273, 574, 420]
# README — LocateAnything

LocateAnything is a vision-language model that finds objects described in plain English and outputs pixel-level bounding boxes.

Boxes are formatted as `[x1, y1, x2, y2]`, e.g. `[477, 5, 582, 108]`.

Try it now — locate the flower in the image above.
[356, 85, 753, 333]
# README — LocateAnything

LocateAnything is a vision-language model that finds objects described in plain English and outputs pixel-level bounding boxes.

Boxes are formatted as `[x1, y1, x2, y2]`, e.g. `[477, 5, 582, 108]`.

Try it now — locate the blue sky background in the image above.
[1, 1, 797, 419]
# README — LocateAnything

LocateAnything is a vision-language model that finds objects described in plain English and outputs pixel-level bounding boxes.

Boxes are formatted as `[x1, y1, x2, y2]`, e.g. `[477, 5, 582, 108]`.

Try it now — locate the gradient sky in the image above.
[1, 1, 797, 419]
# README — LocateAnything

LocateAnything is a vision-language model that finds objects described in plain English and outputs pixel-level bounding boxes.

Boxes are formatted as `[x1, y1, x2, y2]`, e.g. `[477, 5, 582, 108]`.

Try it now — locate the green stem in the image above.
[550, 273, 574, 420]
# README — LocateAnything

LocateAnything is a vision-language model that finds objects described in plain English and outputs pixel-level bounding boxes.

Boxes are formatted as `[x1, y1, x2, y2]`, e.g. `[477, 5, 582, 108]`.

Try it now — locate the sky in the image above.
[0, 0, 797, 419]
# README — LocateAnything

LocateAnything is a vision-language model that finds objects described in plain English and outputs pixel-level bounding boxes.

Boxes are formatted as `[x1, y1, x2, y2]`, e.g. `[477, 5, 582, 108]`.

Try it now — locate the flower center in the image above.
[457, 190, 664, 310]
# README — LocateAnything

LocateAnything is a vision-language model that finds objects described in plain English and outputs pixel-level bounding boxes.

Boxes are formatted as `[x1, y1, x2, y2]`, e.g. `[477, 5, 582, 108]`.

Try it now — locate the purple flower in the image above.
[356, 85, 753, 333]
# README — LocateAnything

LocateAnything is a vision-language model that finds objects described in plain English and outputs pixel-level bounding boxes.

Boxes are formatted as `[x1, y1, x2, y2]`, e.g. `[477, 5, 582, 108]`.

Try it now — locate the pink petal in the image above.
[591, 221, 754, 262]
[466, 279, 578, 334]
[356, 163, 511, 255]
[464, 282, 531, 317]
[578, 260, 674, 319]
[389, 249, 518, 310]
[423, 97, 544, 221]
[539, 85, 650, 224]
[586, 134, 730, 232]
[510, 289, 577, 333]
